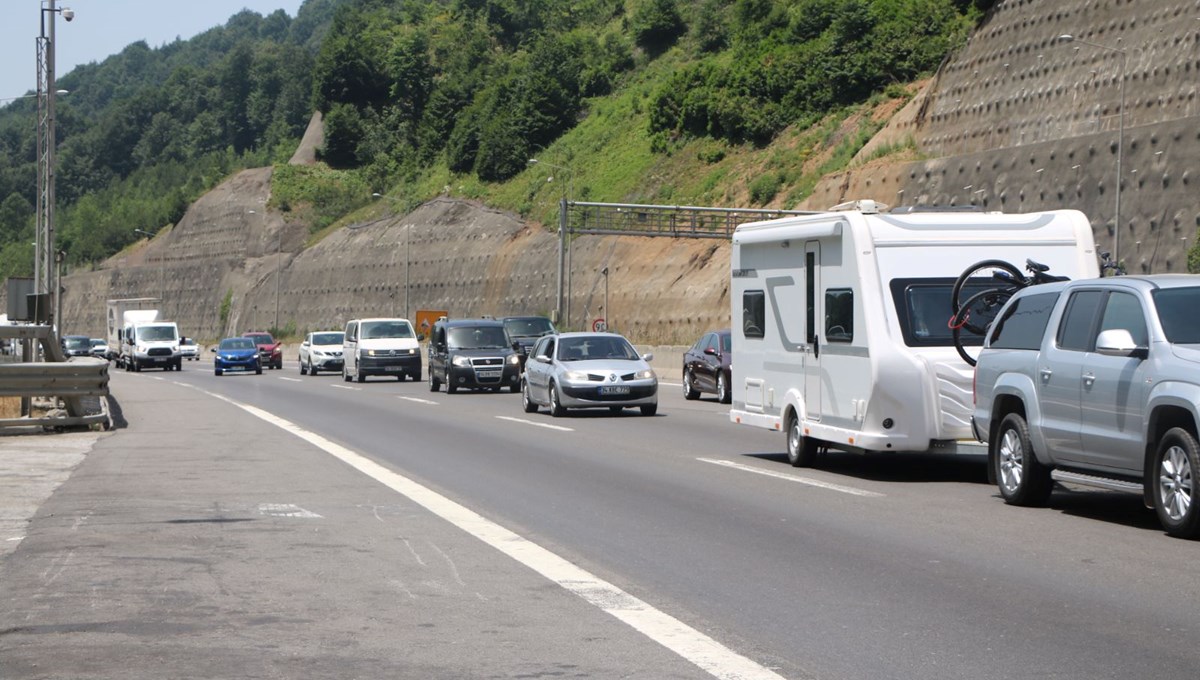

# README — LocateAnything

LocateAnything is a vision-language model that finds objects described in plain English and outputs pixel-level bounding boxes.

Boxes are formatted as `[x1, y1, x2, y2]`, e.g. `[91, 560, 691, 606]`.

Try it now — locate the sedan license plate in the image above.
[600, 385, 630, 396]
[477, 369, 502, 378]
[383, 366, 402, 372]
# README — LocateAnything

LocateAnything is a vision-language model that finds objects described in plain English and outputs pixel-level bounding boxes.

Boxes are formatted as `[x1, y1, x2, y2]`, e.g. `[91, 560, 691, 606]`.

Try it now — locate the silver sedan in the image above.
[521, 332, 658, 416]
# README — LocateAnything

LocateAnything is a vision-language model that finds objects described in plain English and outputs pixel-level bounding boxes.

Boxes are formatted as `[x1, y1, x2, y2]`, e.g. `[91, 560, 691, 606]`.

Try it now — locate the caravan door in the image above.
[804, 242, 821, 421]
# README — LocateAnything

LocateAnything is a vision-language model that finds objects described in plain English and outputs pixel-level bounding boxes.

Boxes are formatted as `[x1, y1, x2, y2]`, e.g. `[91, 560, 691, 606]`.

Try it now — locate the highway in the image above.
[21, 359, 1200, 679]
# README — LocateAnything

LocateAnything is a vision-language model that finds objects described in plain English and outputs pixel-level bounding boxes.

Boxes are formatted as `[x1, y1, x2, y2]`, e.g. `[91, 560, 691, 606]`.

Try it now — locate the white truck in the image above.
[728, 201, 1100, 466]
[106, 297, 158, 362]
[122, 315, 182, 372]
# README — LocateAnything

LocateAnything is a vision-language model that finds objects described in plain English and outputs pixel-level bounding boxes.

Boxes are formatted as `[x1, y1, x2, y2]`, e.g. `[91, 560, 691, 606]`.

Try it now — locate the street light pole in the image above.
[35, 1, 72, 330]
[1059, 34, 1126, 265]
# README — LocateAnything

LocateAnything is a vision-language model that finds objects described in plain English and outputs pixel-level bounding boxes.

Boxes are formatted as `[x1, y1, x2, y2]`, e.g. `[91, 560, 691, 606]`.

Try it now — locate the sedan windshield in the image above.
[246, 334, 273, 345]
[448, 326, 509, 349]
[1153, 287, 1200, 343]
[63, 337, 90, 350]
[504, 318, 555, 338]
[558, 336, 639, 361]
[361, 321, 414, 339]
[220, 338, 255, 350]
[312, 332, 344, 346]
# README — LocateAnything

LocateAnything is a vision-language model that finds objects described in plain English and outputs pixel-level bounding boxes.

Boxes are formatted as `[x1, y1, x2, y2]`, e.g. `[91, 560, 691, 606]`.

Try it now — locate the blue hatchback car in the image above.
[212, 337, 262, 376]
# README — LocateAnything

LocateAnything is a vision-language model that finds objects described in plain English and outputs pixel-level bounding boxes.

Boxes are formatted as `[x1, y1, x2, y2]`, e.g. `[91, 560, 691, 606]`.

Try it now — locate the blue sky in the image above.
[1, 0, 305, 104]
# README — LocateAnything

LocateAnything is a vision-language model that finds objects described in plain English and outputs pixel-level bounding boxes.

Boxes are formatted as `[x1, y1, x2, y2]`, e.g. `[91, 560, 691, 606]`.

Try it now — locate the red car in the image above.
[243, 331, 283, 370]
[682, 329, 732, 404]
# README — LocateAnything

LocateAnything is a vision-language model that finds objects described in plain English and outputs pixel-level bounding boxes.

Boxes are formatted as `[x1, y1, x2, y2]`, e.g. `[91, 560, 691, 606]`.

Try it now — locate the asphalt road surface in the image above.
[4, 357, 1198, 679]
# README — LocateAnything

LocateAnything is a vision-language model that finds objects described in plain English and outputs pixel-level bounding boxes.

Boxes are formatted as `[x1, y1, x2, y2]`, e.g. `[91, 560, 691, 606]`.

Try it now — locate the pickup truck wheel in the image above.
[996, 413, 1052, 506]
[1153, 428, 1200, 538]
[786, 411, 817, 467]
[682, 369, 700, 400]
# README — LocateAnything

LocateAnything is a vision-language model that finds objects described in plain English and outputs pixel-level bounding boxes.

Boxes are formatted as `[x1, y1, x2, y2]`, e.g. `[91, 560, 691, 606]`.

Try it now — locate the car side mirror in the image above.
[1096, 329, 1147, 359]
[417, 333, 426, 342]
[209, 347, 216, 353]
[704, 347, 717, 356]
[512, 341, 524, 353]
[301, 342, 309, 347]
[641, 352, 654, 362]
[535, 355, 551, 364]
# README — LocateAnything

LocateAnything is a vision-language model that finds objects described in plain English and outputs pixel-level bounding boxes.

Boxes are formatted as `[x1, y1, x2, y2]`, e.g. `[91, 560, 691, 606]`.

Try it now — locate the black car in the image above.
[501, 315, 557, 368]
[682, 329, 732, 404]
[428, 318, 522, 393]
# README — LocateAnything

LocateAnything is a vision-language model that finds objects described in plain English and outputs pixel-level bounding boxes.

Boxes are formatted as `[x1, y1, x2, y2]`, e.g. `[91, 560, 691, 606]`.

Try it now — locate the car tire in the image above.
[549, 382, 566, 417]
[1153, 427, 1200, 538]
[521, 380, 538, 413]
[274, 360, 282, 370]
[356, 367, 366, 383]
[429, 369, 440, 392]
[446, 370, 457, 394]
[718, 371, 731, 404]
[995, 412, 1052, 506]
[300, 359, 307, 375]
[215, 369, 223, 376]
[640, 403, 657, 416]
[683, 368, 700, 400]
[786, 411, 818, 467]
[412, 371, 422, 383]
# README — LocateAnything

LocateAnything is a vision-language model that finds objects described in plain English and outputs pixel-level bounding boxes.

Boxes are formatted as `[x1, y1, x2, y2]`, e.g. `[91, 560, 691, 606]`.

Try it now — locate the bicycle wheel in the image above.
[951, 287, 1015, 366]
[951, 259, 1025, 318]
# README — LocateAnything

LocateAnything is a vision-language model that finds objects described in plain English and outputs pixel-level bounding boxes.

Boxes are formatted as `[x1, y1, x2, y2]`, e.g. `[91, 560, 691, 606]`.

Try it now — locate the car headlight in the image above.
[506, 354, 520, 365]
[564, 370, 589, 381]
[452, 355, 472, 367]
[312, 350, 324, 357]
[365, 349, 377, 357]
[635, 369, 656, 380]
[408, 348, 418, 355]
[137, 345, 148, 353]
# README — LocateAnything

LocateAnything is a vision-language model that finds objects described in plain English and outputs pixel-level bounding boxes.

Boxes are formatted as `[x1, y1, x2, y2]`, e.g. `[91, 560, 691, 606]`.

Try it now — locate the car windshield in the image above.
[558, 336, 639, 361]
[312, 332, 344, 345]
[246, 334, 273, 345]
[63, 337, 90, 350]
[138, 326, 177, 342]
[90, 339, 105, 348]
[503, 318, 555, 338]
[1153, 287, 1200, 343]
[448, 325, 509, 350]
[220, 338, 255, 350]
[361, 321, 414, 339]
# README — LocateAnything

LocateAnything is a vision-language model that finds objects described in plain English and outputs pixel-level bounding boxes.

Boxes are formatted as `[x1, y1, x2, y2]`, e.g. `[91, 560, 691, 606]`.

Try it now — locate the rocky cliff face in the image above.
[57, 0, 1199, 341]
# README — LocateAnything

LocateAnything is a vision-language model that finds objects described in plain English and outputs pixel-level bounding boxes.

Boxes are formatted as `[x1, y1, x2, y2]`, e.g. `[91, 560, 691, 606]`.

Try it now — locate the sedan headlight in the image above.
[634, 369, 656, 380]
[564, 370, 589, 382]
[452, 355, 472, 367]
[506, 354, 520, 365]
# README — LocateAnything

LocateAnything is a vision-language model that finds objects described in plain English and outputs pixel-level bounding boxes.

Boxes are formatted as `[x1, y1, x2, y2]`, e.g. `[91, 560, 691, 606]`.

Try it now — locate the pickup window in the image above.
[988, 291, 1059, 350]
[1097, 292, 1148, 346]
[1056, 290, 1104, 351]
[1153, 287, 1200, 342]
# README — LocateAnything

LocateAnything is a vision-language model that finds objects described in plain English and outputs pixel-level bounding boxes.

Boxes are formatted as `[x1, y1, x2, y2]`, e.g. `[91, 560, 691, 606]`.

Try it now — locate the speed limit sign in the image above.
[592, 318, 607, 332]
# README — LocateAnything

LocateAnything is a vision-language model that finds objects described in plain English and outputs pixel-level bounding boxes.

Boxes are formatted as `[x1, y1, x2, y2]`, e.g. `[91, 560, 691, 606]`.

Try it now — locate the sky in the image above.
[1, 0, 306, 103]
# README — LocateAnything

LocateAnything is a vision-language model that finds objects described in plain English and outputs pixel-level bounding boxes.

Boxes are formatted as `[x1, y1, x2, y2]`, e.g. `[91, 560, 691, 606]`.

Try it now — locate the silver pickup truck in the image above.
[972, 275, 1200, 539]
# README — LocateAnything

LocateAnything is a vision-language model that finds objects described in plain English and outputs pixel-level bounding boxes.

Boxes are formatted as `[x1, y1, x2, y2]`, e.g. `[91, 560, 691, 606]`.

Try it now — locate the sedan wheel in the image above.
[429, 369, 440, 392]
[717, 372, 731, 404]
[549, 382, 566, 417]
[1154, 428, 1200, 538]
[995, 412, 1052, 506]
[640, 403, 657, 416]
[521, 380, 538, 413]
[682, 368, 700, 400]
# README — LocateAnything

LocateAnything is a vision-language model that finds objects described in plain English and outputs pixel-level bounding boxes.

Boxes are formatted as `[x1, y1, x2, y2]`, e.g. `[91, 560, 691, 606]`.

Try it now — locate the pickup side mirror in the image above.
[1095, 329, 1148, 359]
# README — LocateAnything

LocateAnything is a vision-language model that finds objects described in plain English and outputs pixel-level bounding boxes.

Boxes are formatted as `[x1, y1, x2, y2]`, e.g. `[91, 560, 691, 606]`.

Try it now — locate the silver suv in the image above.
[972, 275, 1200, 538]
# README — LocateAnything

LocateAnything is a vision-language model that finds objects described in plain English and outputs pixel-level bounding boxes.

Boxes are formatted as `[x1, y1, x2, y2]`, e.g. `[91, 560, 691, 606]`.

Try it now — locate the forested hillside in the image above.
[0, 0, 991, 283]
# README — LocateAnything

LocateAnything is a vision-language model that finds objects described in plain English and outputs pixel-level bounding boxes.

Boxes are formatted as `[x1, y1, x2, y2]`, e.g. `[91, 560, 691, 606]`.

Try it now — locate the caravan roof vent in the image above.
[828, 199, 887, 214]
[888, 204, 984, 214]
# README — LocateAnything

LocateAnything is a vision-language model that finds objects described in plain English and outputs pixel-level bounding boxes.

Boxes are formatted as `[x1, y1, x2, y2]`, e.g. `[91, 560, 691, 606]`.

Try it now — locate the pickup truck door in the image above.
[1038, 290, 1105, 463]
[1079, 291, 1150, 472]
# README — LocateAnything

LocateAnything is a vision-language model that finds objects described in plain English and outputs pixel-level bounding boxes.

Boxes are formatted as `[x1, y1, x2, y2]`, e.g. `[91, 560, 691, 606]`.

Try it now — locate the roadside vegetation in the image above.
[0, 0, 993, 281]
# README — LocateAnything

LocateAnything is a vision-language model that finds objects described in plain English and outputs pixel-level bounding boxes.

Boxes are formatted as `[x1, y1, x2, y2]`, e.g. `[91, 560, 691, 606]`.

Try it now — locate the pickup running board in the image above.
[1051, 470, 1142, 494]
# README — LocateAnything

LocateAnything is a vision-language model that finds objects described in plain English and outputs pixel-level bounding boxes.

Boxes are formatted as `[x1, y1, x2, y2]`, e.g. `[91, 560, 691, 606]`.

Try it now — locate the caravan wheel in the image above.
[786, 412, 818, 467]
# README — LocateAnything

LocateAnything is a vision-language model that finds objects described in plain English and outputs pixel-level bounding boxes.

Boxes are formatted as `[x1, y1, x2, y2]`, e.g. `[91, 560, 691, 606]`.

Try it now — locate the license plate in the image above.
[477, 369, 502, 378]
[600, 385, 630, 395]
[383, 366, 402, 372]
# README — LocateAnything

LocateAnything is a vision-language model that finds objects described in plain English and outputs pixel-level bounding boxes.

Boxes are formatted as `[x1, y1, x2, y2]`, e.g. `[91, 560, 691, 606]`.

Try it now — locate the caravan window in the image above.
[743, 291, 765, 339]
[825, 289, 853, 342]
[890, 278, 996, 347]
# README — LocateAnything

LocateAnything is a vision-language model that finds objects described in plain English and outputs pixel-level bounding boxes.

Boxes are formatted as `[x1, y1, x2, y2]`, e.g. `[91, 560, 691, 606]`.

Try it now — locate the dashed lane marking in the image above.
[183, 384, 784, 680]
[278, 377, 302, 383]
[494, 416, 574, 432]
[697, 457, 884, 498]
[330, 384, 360, 391]
[399, 396, 439, 405]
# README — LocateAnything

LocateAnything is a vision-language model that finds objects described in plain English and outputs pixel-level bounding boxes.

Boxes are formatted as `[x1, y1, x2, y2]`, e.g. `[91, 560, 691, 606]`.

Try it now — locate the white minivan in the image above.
[342, 318, 422, 382]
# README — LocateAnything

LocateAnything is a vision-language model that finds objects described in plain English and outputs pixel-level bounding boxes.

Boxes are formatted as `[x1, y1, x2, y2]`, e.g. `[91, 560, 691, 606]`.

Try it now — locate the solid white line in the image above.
[330, 384, 359, 391]
[494, 416, 574, 432]
[398, 396, 439, 405]
[189, 386, 783, 680]
[278, 377, 302, 383]
[697, 458, 884, 498]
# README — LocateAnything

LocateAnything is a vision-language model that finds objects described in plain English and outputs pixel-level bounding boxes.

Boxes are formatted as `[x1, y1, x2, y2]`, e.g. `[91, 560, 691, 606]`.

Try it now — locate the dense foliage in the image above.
[0, 0, 991, 278]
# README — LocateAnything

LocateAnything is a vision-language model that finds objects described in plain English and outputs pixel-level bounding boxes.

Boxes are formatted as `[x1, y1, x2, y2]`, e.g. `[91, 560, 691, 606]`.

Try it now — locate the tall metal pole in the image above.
[1114, 48, 1125, 266]
[274, 230, 281, 332]
[557, 197, 566, 325]
[405, 224, 411, 320]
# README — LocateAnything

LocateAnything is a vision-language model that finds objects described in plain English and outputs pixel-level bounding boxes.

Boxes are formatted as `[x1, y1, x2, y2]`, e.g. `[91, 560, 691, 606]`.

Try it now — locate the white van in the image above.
[729, 201, 1100, 465]
[342, 317, 422, 382]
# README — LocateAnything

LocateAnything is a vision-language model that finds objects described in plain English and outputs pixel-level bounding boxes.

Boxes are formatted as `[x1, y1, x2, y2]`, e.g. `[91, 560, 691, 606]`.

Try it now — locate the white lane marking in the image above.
[399, 396, 439, 405]
[6, 536, 24, 542]
[330, 384, 360, 391]
[189, 385, 783, 680]
[659, 381, 682, 387]
[258, 503, 322, 519]
[697, 458, 885, 498]
[278, 377, 302, 383]
[494, 416, 573, 432]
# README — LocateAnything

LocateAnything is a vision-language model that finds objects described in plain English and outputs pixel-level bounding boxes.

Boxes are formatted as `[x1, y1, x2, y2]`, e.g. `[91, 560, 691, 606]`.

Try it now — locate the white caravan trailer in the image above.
[729, 201, 1099, 465]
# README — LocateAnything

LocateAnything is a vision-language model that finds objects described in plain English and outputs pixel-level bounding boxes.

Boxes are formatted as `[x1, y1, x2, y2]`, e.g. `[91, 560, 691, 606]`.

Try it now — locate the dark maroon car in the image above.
[682, 329, 731, 404]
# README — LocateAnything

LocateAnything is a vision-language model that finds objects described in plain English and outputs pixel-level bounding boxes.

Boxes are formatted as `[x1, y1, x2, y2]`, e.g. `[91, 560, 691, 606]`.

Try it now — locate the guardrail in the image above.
[0, 325, 111, 430]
